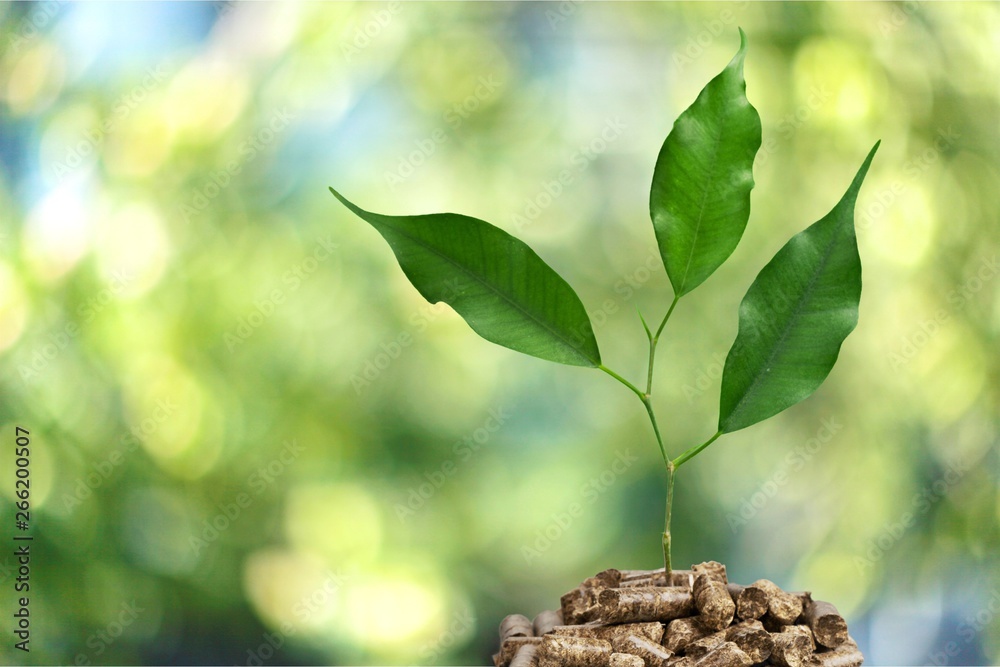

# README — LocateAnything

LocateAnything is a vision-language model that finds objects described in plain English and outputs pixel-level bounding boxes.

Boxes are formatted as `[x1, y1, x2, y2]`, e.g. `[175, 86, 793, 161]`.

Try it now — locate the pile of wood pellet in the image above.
[493, 562, 862, 667]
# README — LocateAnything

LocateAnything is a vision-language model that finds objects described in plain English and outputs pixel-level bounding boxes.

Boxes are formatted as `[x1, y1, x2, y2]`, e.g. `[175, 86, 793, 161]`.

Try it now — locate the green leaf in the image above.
[650, 28, 762, 298]
[329, 188, 601, 367]
[717, 141, 880, 433]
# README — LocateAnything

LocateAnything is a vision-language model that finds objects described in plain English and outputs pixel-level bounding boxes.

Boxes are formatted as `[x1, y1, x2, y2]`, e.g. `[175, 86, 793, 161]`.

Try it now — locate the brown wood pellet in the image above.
[725, 620, 773, 663]
[807, 639, 864, 667]
[621, 634, 674, 667]
[497, 562, 863, 667]
[537, 635, 612, 667]
[532, 609, 563, 637]
[665, 616, 713, 652]
[804, 600, 849, 649]
[750, 579, 804, 626]
[735, 583, 769, 620]
[769, 631, 812, 667]
[610, 652, 646, 667]
[560, 586, 601, 625]
[692, 561, 728, 584]
[693, 641, 753, 667]
[500, 614, 534, 640]
[509, 643, 538, 667]
[597, 586, 695, 623]
[781, 624, 816, 651]
[552, 621, 664, 650]
[497, 637, 542, 667]
[684, 631, 728, 659]
[693, 574, 737, 630]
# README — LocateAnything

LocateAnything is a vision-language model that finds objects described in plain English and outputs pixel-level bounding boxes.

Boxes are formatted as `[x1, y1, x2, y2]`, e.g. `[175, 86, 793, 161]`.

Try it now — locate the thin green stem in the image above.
[610, 293, 683, 577]
[642, 397, 669, 468]
[647, 294, 680, 394]
[654, 294, 681, 341]
[598, 364, 645, 401]
[647, 294, 680, 577]
[672, 430, 724, 469]
[599, 364, 669, 466]
[663, 460, 675, 577]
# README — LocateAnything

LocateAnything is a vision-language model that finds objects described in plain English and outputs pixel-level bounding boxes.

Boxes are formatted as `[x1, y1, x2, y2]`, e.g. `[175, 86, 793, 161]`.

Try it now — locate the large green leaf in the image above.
[330, 188, 601, 367]
[718, 142, 880, 433]
[650, 28, 762, 297]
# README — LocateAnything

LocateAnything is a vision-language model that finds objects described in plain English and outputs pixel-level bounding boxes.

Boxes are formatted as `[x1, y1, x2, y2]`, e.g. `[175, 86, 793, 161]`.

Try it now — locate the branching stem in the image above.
[598, 364, 645, 401]
[603, 295, 683, 576]
[673, 430, 723, 469]
[602, 294, 722, 578]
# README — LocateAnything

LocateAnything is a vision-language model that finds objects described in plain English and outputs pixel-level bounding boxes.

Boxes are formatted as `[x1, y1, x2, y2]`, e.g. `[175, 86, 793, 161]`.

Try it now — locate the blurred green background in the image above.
[0, 1, 998, 664]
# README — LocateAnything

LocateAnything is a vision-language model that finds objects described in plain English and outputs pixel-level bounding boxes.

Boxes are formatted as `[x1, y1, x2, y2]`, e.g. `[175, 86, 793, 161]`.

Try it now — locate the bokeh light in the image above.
[0, 2, 998, 665]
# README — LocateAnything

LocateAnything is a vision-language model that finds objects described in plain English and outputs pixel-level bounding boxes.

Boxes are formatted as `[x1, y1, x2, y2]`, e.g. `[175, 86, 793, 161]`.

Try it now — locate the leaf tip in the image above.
[731, 27, 750, 71]
[867, 139, 881, 161]
[848, 140, 881, 197]
[328, 186, 366, 218]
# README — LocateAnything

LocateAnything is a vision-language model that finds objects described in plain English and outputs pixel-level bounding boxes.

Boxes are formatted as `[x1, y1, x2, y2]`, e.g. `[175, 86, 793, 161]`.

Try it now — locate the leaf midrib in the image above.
[723, 225, 844, 430]
[380, 218, 597, 366]
[676, 109, 727, 294]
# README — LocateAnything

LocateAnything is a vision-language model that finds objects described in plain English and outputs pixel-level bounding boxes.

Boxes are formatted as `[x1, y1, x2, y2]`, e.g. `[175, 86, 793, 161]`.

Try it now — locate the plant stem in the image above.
[673, 430, 724, 469]
[602, 295, 684, 578]
[647, 295, 680, 394]
[663, 459, 675, 578]
[641, 396, 669, 468]
[600, 364, 670, 466]
[654, 294, 681, 341]
[645, 294, 680, 577]
[598, 364, 645, 401]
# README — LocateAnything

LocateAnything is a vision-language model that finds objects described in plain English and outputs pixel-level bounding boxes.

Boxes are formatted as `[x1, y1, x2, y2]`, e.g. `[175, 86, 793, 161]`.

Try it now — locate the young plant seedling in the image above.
[331, 29, 878, 579]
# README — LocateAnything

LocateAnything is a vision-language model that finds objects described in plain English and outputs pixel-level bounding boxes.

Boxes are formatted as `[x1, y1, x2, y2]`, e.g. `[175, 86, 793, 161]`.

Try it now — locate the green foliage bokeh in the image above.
[0, 2, 998, 665]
